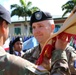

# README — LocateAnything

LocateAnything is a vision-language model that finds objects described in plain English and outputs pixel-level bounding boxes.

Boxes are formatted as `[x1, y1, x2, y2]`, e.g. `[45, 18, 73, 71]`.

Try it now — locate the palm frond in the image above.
[11, 4, 20, 9]
[62, 10, 70, 18]
[11, 0, 40, 19]
[30, 7, 40, 13]
[27, 1, 32, 7]
[11, 7, 23, 17]
[61, 0, 76, 17]
[20, 0, 26, 7]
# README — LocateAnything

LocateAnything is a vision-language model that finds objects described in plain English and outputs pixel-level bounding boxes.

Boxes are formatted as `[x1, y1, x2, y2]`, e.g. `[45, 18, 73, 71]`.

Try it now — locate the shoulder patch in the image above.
[35, 12, 42, 20]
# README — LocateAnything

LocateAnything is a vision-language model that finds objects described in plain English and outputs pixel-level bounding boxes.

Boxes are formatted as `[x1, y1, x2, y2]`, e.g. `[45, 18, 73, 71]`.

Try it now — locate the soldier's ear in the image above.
[1, 21, 6, 33]
[51, 24, 55, 32]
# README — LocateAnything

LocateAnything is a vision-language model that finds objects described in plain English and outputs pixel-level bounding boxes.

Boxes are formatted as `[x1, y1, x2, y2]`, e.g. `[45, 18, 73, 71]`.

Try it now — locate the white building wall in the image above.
[9, 22, 30, 39]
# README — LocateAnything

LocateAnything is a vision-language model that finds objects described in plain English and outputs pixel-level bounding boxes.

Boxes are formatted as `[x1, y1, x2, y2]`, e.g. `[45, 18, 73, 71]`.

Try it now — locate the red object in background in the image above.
[4, 47, 9, 51]
[3, 38, 10, 51]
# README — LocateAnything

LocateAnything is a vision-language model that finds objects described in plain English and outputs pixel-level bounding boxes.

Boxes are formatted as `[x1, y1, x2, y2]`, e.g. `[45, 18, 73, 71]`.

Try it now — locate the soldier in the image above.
[22, 10, 71, 74]
[11, 36, 24, 57]
[0, 4, 49, 75]
[22, 10, 55, 68]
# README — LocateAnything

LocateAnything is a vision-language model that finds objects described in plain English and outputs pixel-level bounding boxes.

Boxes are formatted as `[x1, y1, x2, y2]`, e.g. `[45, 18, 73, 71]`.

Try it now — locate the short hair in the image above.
[48, 20, 55, 25]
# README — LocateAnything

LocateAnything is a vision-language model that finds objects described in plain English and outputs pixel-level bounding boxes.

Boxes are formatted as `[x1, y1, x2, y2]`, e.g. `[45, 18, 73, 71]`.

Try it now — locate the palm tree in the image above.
[61, 0, 76, 17]
[11, 0, 40, 35]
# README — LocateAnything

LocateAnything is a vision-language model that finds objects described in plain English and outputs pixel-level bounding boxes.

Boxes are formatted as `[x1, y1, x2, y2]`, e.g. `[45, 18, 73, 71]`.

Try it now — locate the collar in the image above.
[14, 51, 21, 56]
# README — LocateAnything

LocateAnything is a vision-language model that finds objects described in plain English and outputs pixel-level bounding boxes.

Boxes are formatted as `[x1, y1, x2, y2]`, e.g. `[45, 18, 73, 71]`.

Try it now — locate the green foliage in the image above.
[11, 0, 40, 18]
[20, 0, 26, 7]
[11, 0, 40, 35]
[61, 0, 76, 17]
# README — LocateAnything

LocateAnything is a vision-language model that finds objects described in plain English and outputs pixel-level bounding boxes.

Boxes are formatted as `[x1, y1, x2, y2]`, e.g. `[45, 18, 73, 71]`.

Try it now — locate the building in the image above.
[54, 17, 66, 32]
[3, 17, 67, 51]
[9, 17, 67, 40]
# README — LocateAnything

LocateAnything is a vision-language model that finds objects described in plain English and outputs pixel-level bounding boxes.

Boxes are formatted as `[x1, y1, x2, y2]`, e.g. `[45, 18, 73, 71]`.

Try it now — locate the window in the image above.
[54, 25, 61, 32]
[14, 27, 21, 35]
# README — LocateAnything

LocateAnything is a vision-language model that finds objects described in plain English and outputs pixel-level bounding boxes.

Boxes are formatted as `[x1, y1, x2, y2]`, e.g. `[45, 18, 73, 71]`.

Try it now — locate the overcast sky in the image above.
[0, 0, 69, 22]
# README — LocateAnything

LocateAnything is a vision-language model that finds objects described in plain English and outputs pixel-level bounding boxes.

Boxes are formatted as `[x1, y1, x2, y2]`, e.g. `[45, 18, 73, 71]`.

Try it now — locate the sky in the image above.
[0, 0, 69, 22]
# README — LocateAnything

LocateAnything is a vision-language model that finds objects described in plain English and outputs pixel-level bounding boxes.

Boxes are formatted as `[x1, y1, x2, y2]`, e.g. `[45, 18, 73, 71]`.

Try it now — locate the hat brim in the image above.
[45, 10, 76, 45]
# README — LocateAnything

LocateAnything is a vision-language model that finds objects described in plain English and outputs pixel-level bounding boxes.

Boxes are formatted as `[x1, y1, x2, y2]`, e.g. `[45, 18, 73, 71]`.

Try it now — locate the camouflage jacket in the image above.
[66, 45, 76, 75]
[0, 46, 49, 75]
[50, 45, 76, 75]
[23, 44, 76, 75]
[22, 45, 41, 63]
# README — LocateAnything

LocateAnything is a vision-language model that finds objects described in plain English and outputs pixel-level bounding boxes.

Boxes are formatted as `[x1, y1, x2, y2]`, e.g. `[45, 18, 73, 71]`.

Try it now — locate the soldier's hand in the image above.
[55, 36, 68, 50]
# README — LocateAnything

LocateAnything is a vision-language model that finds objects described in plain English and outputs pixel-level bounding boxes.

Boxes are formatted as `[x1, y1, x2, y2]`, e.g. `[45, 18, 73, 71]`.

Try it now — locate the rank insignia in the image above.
[35, 12, 42, 20]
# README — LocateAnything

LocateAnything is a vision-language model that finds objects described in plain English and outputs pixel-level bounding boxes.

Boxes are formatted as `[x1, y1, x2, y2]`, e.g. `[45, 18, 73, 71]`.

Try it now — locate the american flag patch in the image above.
[74, 60, 76, 68]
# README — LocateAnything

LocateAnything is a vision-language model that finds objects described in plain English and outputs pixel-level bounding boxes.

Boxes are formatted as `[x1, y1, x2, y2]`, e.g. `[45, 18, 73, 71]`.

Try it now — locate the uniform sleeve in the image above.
[22, 48, 35, 59]
[66, 46, 76, 74]
[8, 54, 49, 75]
[50, 50, 71, 75]
[22, 46, 40, 63]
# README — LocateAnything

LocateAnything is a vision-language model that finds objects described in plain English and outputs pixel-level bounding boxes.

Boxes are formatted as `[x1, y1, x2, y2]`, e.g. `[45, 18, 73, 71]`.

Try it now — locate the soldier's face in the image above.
[32, 20, 53, 44]
[13, 41, 23, 52]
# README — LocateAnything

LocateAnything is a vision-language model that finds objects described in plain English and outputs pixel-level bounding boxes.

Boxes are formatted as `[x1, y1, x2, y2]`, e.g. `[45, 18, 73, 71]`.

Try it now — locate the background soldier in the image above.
[11, 36, 24, 57]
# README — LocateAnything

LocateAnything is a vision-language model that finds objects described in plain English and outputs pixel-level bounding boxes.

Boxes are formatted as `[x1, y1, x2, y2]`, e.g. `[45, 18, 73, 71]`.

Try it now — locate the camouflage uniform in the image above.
[51, 50, 70, 75]
[66, 45, 76, 75]
[50, 45, 76, 75]
[23, 44, 73, 75]
[0, 46, 49, 75]
[22, 45, 41, 63]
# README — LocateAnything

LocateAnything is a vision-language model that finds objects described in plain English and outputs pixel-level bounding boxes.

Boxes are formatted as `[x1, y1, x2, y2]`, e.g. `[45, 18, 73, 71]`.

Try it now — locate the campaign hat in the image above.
[0, 5, 11, 24]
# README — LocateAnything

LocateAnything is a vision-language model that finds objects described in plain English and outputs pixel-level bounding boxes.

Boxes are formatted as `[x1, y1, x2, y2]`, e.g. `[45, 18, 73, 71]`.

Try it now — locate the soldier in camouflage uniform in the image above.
[22, 11, 73, 75]
[0, 4, 49, 75]
[22, 10, 55, 69]
[50, 7, 76, 75]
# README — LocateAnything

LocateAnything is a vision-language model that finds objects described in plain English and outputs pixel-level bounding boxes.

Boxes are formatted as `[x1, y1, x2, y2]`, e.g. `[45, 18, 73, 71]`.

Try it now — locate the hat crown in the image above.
[30, 11, 53, 26]
[0, 5, 11, 24]
[12, 37, 23, 45]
